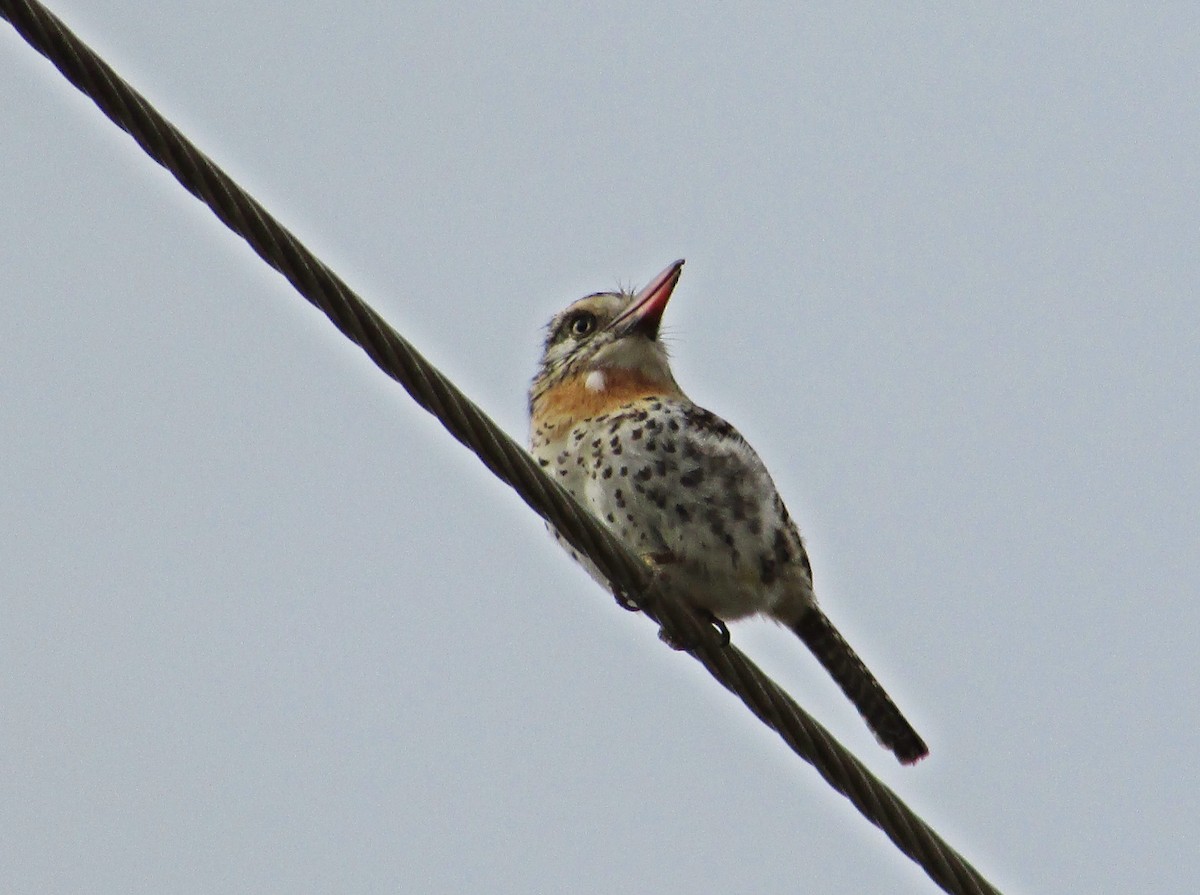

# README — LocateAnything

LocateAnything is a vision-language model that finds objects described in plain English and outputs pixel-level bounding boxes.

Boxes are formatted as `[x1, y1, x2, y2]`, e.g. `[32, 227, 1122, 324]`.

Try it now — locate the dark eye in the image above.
[568, 312, 597, 337]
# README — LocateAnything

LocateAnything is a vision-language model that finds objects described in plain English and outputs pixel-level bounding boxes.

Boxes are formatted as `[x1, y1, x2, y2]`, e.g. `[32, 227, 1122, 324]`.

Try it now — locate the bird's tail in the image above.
[790, 606, 928, 765]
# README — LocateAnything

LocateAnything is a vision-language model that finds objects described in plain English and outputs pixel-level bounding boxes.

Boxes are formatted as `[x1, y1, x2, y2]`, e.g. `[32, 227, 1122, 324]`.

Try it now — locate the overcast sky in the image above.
[3, 4, 1198, 893]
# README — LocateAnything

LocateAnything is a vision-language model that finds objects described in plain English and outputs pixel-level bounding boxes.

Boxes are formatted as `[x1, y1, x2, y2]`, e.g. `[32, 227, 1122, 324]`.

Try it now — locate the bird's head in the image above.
[530, 260, 684, 416]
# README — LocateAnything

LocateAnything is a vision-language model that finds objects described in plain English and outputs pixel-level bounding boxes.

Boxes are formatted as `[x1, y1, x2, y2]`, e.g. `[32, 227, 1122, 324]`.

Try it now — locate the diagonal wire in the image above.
[1, 3, 1001, 893]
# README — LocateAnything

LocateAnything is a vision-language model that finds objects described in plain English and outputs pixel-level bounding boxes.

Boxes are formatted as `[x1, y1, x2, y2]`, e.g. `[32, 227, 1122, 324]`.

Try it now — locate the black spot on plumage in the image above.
[602, 466, 613, 479]
[655, 460, 667, 476]
[727, 491, 754, 522]
[646, 439, 657, 451]
[705, 508, 726, 538]
[682, 406, 738, 440]
[662, 440, 677, 453]
[759, 555, 778, 585]
[634, 466, 653, 482]
[646, 487, 668, 509]
[773, 527, 793, 565]
[610, 435, 620, 448]
[675, 504, 690, 521]
[667, 419, 679, 432]
[537, 458, 549, 467]
[799, 546, 814, 580]
[730, 547, 741, 567]
[614, 489, 626, 508]
[630, 428, 643, 441]
[679, 468, 704, 488]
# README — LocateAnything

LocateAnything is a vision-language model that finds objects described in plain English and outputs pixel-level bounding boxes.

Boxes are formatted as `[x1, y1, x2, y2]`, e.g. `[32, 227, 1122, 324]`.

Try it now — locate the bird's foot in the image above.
[613, 589, 643, 613]
[657, 610, 730, 650]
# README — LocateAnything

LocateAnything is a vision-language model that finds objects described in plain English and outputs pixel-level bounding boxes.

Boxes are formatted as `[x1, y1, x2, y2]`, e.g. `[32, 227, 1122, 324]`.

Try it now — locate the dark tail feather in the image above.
[791, 606, 929, 765]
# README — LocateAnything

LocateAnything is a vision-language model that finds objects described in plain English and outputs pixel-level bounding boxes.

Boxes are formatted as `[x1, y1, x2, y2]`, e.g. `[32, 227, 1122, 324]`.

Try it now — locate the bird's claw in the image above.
[613, 590, 642, 613]
[657, 611, 729, 650]
[710, 616, 731, 646]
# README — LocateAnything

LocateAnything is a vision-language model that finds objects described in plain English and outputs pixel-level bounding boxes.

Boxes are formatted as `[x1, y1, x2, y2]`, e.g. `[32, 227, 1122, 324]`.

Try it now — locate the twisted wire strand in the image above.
[2, 3, 1001, 893]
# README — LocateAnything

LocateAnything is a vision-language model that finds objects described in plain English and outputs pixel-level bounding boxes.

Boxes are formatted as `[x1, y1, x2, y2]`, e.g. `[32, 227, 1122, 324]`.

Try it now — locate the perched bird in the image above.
[528, 260, 928, 765]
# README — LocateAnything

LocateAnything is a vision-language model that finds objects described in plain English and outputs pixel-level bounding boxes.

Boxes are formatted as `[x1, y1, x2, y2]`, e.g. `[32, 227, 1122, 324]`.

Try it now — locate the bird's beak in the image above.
[611, 259, 685, 337]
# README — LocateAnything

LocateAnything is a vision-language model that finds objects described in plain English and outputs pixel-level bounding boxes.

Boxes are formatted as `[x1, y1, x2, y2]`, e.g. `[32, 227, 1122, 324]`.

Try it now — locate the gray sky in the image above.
[3, 3, 1198, 893]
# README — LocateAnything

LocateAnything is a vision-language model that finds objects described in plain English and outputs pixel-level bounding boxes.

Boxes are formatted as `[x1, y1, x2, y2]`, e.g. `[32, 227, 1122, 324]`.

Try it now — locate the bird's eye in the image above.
[569, 312, 597, 337]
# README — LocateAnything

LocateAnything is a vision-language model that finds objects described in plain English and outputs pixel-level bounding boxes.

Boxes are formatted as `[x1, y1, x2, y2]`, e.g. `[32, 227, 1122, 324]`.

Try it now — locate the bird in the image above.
[528, 259, 928, 765]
